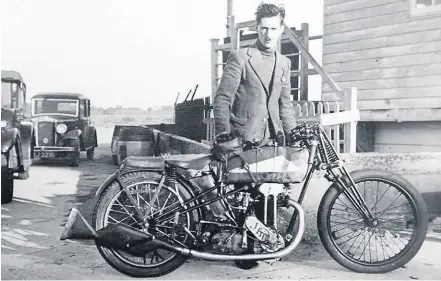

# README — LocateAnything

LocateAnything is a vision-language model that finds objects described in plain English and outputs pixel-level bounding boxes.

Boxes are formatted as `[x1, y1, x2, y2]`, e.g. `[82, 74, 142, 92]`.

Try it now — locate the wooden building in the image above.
[322, 0, 441, 152]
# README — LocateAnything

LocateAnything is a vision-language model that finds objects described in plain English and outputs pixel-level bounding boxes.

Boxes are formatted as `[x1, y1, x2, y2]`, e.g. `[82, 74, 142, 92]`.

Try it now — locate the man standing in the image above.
[213, 3, 297, 270]
[213, 3, 296, 148]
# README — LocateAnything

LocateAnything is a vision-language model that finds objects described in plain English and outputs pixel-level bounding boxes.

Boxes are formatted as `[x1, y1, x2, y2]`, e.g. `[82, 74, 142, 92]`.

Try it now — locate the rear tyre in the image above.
[317, 169, 428, 274]
[87, 148, 94, 160]
[93, 170, 199, 278]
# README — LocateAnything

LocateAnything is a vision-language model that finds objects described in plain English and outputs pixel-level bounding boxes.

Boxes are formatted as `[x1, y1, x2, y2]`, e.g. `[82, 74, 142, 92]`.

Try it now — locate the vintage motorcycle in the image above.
[61, 123, 428, 278]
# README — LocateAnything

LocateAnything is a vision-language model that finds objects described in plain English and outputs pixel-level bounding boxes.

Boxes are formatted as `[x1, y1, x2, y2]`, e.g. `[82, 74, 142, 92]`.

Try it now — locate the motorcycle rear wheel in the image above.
[317, 169, 428, 274]
[93, 171, 199, 278]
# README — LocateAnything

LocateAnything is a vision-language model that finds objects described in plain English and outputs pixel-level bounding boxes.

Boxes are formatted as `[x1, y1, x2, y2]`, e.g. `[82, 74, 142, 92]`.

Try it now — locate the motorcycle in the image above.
[61, 123, 428, 278]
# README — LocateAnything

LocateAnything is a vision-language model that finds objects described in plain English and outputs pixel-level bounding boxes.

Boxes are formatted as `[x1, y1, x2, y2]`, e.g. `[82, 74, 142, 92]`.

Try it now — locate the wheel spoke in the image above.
[327, 178, 422, 266]
[102, 178, 193, 269]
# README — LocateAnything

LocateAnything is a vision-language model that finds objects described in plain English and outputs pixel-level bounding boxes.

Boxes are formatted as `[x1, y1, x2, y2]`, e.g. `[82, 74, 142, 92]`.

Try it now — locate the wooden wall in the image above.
[322, 0, 441, 122]
[374, 121, 441, 152]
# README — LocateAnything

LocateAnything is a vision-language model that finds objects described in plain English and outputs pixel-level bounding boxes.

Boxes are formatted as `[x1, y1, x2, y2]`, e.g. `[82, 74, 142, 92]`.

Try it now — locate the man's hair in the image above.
[255, 2, 286, 25]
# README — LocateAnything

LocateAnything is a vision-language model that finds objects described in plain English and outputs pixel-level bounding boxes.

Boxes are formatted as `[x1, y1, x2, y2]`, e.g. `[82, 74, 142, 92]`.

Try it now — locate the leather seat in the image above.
[123, 156, 165, 170]
[165, 155, 213, 170]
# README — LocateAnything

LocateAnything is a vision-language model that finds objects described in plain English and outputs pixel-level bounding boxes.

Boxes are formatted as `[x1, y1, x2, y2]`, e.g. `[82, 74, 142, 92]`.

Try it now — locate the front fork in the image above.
[328, 166, 377, 225]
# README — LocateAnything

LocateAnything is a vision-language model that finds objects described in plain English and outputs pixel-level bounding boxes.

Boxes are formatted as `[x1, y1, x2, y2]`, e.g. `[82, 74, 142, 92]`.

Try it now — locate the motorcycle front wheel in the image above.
[317, 169, 428, 274]
[93, 171, 199, 278]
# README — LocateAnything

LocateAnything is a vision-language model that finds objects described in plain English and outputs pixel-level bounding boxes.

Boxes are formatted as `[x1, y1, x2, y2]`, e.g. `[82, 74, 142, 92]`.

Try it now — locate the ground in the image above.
[1, 127, 441, 280]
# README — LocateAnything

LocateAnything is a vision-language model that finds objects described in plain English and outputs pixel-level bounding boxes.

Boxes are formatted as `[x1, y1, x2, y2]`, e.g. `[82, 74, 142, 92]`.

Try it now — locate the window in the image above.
[32, 99, 79, 116]
[1, 82, 12, 107]
[410, 0, 441, 17]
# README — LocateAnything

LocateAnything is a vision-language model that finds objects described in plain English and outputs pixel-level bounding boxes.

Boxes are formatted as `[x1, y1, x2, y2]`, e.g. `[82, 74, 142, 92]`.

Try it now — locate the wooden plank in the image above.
[237, 20, 256, 29]
[356, 86, 441, 100]
[291, 69, 318, 78]
[283, 25, 346, 97]
[300, 23, 309, 100]
[322, 75, 441, 93]
[324, 28, 441, 55]
[325, 0, 356, 5]
[210, 39, 220, 102]
[360, 108, 441, 121]
[327, 63, 441, 82]
[344, 88, 357, 153]
[324, 1, 407, 25]
[324, 11, 409, 35]
[323, 16, 441, 45]
[358, 97, 441, 110]
[375, 122, 441, 147]
[323, 52, 441, 73]
[324, 41, 441, 64]
[323, 86, 441, 102]
[324, 0, 398, 15]
[320, 109, 360, 127]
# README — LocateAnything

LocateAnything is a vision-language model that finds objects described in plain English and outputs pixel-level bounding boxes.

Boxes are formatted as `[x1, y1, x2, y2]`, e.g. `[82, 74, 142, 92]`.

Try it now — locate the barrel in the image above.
[111, 126, 156, 165]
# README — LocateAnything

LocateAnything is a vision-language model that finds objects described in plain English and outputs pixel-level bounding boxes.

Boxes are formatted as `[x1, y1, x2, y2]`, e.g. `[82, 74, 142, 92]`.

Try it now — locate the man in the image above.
[213, 3, 297, 270]
[213, 3, 296, 149]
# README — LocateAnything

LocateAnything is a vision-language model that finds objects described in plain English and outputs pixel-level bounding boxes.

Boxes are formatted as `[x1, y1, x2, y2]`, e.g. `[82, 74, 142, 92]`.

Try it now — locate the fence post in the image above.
[300, 23, 309, 101]
[229, 15, 238, 50]
[344, 87, 358, 153]
[210, 38, 220, 104]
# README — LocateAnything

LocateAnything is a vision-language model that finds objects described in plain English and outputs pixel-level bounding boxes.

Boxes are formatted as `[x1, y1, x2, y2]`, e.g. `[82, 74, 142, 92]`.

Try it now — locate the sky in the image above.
[1, 0, 324, 109]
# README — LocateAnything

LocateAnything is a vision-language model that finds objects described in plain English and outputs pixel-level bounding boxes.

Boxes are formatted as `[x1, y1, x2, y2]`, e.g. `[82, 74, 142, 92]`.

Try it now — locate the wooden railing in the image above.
[202, 88, 358, 153]
[205, 17, 360, 153]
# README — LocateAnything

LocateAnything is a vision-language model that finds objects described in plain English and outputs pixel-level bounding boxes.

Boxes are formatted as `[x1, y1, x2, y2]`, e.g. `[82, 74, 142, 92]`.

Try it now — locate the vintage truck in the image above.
[1, 70, 34, 204]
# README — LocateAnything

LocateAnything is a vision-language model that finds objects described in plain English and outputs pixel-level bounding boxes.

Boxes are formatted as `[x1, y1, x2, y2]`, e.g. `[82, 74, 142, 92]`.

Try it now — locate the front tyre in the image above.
[92, 171, 199, 278]
[317, 169, 428, 274]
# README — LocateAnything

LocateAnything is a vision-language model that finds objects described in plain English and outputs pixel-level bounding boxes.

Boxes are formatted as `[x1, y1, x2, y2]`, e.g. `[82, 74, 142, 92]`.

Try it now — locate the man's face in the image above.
[257, 15, 284, 49]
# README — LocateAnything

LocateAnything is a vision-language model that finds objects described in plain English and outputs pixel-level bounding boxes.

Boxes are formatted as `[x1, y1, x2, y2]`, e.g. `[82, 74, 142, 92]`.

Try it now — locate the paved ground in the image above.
[1, 139, 441, 280]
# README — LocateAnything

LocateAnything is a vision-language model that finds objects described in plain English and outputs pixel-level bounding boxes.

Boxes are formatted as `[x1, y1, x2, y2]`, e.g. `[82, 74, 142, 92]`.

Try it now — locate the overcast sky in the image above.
[1, 0, 324, 108]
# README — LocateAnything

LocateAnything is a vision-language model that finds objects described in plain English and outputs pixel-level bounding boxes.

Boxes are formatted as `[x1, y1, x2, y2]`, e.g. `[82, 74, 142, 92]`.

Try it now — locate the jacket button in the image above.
[263, 117, 267, 122]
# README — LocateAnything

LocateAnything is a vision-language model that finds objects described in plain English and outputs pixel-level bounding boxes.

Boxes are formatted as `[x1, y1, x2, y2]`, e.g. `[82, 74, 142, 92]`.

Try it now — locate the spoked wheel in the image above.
[318, 169, 428, 274]
[93, 171, 200, 278]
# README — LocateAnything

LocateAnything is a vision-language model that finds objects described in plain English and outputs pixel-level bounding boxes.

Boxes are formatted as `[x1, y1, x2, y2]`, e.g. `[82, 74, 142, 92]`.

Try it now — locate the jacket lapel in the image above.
[247, 45, 270, 94]
[269, 51, 285, 98]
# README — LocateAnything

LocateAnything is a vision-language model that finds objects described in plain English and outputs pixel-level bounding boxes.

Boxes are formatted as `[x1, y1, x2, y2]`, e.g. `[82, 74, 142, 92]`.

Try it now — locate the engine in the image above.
[211, 230, 246, 254]
[197, 183, 290, 255]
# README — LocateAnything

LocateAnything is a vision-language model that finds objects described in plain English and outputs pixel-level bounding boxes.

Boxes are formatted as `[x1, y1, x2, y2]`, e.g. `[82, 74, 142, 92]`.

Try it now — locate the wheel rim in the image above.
[327, 178, 419, 266]
[102, 180, 191, 268]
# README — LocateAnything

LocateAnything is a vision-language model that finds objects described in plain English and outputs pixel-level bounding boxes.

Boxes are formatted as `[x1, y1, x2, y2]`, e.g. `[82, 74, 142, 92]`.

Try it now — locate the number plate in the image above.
[38, 152, 55, 158]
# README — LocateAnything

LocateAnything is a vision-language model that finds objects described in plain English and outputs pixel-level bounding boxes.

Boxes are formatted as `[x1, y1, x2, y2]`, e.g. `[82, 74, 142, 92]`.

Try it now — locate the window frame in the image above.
[409, 0, 441, 17]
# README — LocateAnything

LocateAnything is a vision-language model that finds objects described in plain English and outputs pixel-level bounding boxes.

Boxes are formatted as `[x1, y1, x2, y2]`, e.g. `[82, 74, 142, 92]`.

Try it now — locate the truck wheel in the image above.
[2, 149, 15, 204]
[1, 172, 14, 204]
[87, 148, 94, 160]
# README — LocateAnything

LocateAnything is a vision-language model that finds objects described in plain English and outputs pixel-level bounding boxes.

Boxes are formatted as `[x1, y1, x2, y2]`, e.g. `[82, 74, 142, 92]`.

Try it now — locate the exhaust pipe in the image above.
[61, 208, 159, 256]
[61, 200, 305, 261]
[147, 199, 306, 261]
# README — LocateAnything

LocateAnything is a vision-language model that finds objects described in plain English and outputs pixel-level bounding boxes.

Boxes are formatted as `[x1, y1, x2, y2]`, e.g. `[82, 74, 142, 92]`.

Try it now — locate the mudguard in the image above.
[61, 130, 82, 141]
[94, 168, 200, 203]
[1, 128, 19, 154]
[19, 120, 33, 141]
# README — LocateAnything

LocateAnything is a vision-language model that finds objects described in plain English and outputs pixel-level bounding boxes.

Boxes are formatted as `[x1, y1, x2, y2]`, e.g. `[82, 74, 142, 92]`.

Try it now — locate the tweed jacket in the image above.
[213, 41, 297, 145]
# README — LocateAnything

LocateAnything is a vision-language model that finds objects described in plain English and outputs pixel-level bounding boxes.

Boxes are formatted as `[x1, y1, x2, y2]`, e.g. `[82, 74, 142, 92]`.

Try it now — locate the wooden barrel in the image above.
[111, 126, 156, 165]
